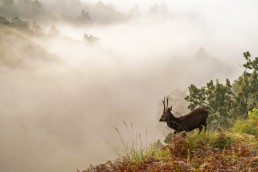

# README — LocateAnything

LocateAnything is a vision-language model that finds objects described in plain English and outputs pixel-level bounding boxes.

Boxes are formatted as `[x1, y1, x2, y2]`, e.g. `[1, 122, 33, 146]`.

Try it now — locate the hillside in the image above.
[0, 17, 58, 68]
[191, 47, 234, 80]
[82, 132, 257, 172]
[81, 113, 258, 172]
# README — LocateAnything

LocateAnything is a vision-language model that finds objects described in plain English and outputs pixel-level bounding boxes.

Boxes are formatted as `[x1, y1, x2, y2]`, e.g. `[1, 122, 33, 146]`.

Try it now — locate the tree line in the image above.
[185, 52, 258, 129]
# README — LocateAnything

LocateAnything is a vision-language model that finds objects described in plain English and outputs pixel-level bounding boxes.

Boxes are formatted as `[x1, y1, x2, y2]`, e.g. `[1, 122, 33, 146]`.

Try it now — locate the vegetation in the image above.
[83, 123, 257, 172]
[0, 0, 43, 18]
[0, 16, 32, 32]
[232, 108, 258, 135]
[185, 51, 258, 129]
[112, 122, 169, 165]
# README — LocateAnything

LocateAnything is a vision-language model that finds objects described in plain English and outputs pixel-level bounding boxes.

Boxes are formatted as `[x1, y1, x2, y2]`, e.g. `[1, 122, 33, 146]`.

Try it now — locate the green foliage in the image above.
[186, 130, 217, 150]
[164, 132, 173, 144]
[163, 131, 230, 151]
[185, 129, 235, 150]
[212, 129, 235, 149]
[122, 140, 169, 165]
[233, 71, 258, 117]
[232, 108, 258, 135]
[185, 79, 235, 128]
[243, 51, 258, 71]
[185, 52, 258, 129]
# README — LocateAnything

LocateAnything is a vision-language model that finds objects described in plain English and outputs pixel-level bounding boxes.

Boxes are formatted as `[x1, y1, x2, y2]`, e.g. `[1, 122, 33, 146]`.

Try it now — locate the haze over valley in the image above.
[0, 0, 258, 172]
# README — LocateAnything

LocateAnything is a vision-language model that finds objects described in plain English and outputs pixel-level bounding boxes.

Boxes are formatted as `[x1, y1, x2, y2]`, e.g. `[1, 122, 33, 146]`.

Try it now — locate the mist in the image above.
[1, 0, 258, 172]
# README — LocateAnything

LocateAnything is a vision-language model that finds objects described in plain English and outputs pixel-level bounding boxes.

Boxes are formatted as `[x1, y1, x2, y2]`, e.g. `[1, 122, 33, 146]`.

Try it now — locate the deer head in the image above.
[159, 97, 173, 122]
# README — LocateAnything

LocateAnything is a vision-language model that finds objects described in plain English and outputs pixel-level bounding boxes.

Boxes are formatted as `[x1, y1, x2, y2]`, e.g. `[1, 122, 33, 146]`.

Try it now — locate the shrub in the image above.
[232, 108, 258, 135]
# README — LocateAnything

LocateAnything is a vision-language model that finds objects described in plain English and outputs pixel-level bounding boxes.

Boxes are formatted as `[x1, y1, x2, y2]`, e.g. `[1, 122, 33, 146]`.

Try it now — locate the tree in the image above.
[185, 79, 235, 128]
[185, 52, 258, 129]
[232, 52, 258, 118]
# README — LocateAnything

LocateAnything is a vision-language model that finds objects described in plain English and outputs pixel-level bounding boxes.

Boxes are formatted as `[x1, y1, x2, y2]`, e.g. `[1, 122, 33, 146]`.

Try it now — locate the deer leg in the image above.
[198, 126, 203, 135]
[205, 123, 208, 133]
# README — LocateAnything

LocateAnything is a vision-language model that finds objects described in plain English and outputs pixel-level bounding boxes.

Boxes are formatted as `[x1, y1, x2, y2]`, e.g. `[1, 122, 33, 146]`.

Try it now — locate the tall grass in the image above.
[113, 121, 170, 164]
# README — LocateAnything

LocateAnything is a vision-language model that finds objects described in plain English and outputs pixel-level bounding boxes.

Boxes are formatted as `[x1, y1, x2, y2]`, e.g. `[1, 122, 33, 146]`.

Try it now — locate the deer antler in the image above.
[162, 97, 166, 113]
[166, 97, 169, 110]
[163, 97, 170, 112]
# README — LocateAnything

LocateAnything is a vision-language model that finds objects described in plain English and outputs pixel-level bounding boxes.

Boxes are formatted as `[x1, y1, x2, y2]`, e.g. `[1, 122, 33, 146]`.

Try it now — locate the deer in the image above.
[159, 97, 208, 135]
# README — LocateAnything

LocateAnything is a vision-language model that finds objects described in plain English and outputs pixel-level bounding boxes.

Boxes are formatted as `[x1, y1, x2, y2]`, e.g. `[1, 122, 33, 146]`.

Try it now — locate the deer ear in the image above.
[168, 106, 172, 111]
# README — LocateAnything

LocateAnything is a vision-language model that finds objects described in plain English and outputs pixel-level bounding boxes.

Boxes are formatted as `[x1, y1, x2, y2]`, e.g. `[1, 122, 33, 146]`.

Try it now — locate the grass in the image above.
[83, 114, 258, 172]
[113, 121, 170, 165]
[84, 127, 258, 172]
[186, 130, 221, 150]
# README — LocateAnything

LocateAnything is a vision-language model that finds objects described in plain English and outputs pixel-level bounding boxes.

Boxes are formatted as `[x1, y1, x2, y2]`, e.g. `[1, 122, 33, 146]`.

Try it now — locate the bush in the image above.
[232, 108, 258, 135]
[186, 130, 217, 150]
[185, 129, 235, 150]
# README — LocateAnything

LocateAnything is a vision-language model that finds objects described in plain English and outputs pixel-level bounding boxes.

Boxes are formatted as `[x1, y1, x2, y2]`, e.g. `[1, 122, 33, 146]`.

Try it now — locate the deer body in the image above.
[159, 98, 208, 134]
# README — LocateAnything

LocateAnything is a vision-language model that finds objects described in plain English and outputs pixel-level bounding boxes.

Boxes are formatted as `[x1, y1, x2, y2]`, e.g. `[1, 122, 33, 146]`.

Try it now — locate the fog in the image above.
[1, 0, 258, 172]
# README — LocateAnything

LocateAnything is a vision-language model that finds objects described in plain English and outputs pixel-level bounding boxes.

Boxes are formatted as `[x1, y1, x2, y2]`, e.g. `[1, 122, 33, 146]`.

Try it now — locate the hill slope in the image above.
[82, 129, 258, 172]
[0, 22, 57, 69]
[81, 108, 258, 172]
